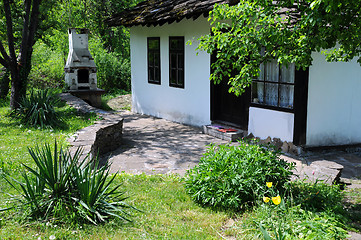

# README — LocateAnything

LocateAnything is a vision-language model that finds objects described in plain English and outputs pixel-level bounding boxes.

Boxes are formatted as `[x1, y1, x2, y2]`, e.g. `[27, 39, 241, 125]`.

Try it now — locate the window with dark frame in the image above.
[251, 60, 295, 111]
[169, 36, 184, 88]
[147, 37, 161, 84]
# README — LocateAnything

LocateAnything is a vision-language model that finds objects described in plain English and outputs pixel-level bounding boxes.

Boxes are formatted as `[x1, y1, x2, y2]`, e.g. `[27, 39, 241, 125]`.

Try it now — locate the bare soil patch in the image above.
[107, 94, 131, 111]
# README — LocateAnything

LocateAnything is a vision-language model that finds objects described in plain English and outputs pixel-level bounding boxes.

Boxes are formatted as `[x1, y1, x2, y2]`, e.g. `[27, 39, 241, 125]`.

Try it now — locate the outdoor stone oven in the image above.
[64, 28, 104, 107]
[65, 28, 97, 90]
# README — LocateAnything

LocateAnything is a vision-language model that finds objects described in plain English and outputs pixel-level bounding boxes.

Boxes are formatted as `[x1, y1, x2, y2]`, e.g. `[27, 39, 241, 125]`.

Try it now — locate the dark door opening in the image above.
[78, 69, 89, 84]
[211, 80, 250, 129]
[210, 54, 250, 129]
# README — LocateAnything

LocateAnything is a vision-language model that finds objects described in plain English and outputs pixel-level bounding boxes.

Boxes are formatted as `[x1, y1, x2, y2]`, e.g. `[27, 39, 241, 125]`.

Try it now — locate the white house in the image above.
[107, 0, 361, 148]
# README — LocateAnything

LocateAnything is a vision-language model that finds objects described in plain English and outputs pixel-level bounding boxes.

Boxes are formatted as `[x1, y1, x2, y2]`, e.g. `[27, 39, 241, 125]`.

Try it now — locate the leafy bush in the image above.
[11, 89, 63, 128]
[289, 180, 344, 212]
[184, 141, 295, 210]
[94, 51, 131, 92]
[1, 142, 135, 225]
[29, 41, 65, 89]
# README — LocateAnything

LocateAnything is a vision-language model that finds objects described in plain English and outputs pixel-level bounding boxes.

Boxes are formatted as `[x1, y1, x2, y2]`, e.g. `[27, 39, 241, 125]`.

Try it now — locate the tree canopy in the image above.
[0, 0, 141, 108]
[197, 0, 361, 95]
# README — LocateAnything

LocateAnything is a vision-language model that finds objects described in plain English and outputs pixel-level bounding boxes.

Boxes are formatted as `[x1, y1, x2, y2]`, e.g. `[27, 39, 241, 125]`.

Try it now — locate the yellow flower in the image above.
[272, 196, 281, 205]
[266, 182, 273, 188]
[263, 197, 270, 203]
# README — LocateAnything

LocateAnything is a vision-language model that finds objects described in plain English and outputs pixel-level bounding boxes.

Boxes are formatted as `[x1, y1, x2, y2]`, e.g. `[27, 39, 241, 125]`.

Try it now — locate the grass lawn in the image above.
[0, 96, 360, 240]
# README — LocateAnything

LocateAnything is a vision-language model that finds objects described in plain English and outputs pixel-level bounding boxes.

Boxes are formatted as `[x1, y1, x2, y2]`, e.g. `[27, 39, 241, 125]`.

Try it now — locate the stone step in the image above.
[282, 155, 344, 185]
[203, 124, 246, 142]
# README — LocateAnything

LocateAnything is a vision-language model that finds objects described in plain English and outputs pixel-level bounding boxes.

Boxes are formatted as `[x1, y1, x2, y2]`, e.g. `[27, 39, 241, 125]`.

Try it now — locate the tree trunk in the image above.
[1, 0, 41, 109]
[9, 54, 32, 108]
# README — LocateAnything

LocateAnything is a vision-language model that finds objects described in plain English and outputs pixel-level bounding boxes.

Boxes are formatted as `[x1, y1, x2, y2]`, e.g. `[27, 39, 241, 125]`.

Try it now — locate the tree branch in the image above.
[0, 41, 10, 62]
[19, 0, 32, 66]
[3, 0, 17, 64]
[23, 0, 41, 66]
[0, 56, 8, 68]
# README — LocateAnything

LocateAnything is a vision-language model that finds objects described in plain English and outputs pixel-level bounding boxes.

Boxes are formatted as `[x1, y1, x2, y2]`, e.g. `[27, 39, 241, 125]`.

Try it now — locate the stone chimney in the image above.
[64, 28, 97, 90]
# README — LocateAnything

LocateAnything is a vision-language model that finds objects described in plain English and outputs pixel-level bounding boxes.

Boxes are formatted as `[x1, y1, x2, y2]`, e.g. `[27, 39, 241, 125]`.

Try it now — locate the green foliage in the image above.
[1, 142, 135, 225]
[10, 89, 64, 129]
[238, 180, 349, 239]
[29, 42, 65, 89]
[290, 180, 344, 212]
[94, 50, 131, 92]
[184, 141, 295, 210]
[0, 68, 10, 99]
[255, 204, 349, 240]
[197, 0, 361, 95]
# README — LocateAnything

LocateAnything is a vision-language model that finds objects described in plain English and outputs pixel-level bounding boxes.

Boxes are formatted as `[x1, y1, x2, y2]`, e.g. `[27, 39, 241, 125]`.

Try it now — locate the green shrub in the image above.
[1, 141, 135, 225]
[289, 180, 344, 212]
[184, 141, 295, 210]
[11, 89, 63, 129]
[29, 42, 65, 89]
[94, 51, 131, 92]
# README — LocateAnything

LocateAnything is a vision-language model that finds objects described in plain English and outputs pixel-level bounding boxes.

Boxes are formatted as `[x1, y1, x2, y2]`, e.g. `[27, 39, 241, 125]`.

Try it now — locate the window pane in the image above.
[252, 81, 264, 104]
[265, 60, 279, 82]
[148, 39, 159, 50]
[148, 68, 154, 81]
[259, 63, 264, 80]
[148, 53, 154, 66]
[170, 69, 177, 84]
[280, 85, 294, 108]
[265, 83, 278, 106]
[178, 54, 184, 69]
[154, 53, 160, 67]
[170, 53, 177, 69]
[178, 70, 184, 86]
[280, 63, 295, 83]
[154, 67, 160, 82]
[170, 38, 183, 50]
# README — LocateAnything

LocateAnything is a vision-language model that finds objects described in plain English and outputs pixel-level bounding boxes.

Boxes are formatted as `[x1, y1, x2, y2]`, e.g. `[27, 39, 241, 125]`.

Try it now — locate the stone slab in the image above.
[203, 124, 245, 142]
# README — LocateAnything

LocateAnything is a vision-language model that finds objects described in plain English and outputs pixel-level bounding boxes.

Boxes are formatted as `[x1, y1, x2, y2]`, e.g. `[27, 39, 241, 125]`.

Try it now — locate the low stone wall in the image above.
[91, 117, 123, 158]
[60, 93, 124, 160]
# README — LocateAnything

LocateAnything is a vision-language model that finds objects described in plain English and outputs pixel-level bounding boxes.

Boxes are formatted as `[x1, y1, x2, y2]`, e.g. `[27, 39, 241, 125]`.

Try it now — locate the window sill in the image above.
[148, 81, 161, 85]
[169, 84, 184, 89]
[250, 103, 294, 113]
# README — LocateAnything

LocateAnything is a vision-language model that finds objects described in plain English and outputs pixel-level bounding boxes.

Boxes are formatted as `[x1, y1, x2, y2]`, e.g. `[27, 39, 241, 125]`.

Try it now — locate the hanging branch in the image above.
[3, 0, 17, 66]
[0, 42, 9, 67]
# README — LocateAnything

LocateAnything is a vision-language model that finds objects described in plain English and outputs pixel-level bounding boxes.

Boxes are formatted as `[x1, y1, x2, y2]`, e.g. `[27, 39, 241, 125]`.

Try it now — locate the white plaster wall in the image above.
[129, 18, 211, 126]
[307, 52, 361, 146]
[248, 107, 294, 142]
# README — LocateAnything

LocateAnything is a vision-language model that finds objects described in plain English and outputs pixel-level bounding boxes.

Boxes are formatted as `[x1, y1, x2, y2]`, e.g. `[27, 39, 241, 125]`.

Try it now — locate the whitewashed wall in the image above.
[248, 107, 294, 142]
[307, 52, 361, 146]
[129, 18, 211, 126]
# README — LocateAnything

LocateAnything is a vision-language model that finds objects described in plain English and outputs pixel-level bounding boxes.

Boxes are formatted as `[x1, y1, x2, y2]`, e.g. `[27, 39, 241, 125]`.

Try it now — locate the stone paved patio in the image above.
[61, 93, 361, 185]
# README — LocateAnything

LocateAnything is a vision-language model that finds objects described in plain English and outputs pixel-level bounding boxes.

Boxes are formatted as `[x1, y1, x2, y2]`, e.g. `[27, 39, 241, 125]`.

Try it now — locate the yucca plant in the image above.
[1, 141, 135, 224]
[11, 89, 63, 128]
[72, 160, 133, 224]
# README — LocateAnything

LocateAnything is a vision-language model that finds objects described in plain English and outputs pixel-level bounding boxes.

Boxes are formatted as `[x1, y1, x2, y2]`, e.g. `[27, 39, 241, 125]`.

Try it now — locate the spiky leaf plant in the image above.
[11, 89, 63, 128]
[1, 141, 135, 225]
[72, 161, 133, 224]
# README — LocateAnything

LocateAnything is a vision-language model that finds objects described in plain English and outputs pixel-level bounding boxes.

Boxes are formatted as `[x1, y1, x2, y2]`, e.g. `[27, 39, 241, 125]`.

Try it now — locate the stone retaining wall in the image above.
[60, 93, 123, 160]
